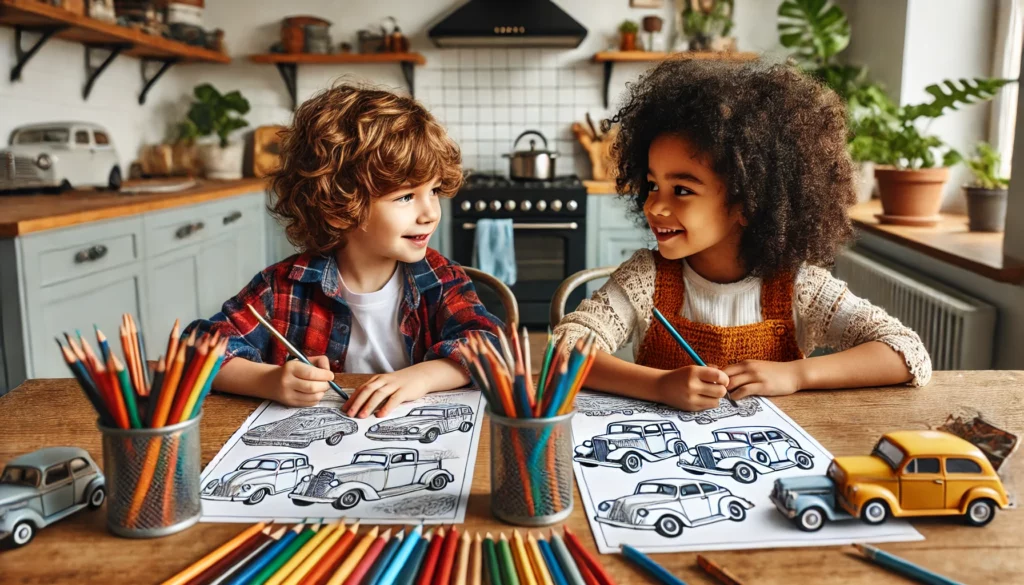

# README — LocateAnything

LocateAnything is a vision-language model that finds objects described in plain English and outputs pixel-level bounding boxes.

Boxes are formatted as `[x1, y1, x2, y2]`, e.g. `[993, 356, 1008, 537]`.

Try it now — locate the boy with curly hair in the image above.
[554, 59, 931, 412]
[188, 84, 501, 417]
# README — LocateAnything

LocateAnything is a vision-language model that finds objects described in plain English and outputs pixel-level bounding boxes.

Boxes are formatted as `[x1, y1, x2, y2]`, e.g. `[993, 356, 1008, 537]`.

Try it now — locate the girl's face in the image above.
[644, 133, 745, 265]
[345, 178, 442, 264]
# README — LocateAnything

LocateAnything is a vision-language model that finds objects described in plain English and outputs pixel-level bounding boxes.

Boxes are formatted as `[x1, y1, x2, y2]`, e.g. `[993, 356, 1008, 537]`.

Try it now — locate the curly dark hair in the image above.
[611, 58, 856, 277]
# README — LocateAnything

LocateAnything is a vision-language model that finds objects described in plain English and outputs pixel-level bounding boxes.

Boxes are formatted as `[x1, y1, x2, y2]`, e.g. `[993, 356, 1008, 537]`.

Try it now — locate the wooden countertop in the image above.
[2, 371, 1022, 584]
[584, 180, 617, 195]
[0, 178, 268, 237]
[849, 200, 1024, 283]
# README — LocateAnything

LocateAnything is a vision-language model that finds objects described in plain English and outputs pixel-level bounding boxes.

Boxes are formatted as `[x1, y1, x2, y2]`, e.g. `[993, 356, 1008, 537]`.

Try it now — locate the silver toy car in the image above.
[202, 453, 313, 505]
[1, 122, 122, 192]
[366, 404, 474, 443]
[0, 447, 106, 548]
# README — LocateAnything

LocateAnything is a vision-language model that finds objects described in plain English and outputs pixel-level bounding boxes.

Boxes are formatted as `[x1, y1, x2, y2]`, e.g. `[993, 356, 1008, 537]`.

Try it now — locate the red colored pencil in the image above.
[562, 528, 615, 585]
[295, 520, 360, 585]
[416, 527, 446, 585]
[167, 335, 209, 425]
[433, 526, 460, 585]
[341, 528, 391, 585]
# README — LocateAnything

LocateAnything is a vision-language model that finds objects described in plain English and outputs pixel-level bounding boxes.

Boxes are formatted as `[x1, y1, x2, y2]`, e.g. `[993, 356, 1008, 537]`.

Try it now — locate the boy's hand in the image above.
[723, 360, 802, 399]
[653, 365, 729, 411]
[265, 355, 335, 407]
[344, 369, 430, 418]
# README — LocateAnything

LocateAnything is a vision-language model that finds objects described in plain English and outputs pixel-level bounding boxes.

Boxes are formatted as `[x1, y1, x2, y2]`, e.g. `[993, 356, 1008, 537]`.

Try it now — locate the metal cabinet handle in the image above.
[222, 211, 243, 225]
[461, 222, 578, 230]
[175, 221, 205, 239]
[74, 244, 108, 263]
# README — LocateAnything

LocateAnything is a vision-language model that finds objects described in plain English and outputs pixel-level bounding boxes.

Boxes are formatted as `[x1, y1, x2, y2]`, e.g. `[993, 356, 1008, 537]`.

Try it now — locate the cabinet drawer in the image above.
[20, 218, 142, 287]
[144, 193, 263, 258]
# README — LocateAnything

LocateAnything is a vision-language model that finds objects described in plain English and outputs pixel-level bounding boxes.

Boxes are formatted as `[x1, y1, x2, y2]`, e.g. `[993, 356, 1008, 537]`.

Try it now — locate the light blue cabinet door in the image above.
[199, 235, 248, 319]
[146, 245, 202, 351]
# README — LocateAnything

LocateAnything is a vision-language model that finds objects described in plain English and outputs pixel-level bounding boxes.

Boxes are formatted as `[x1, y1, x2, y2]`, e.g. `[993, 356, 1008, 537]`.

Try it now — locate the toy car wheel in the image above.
[732, 463, 757, 484]
[326, 432, 346, 446]
[332, 490, 363, 510]
[965, 499, 996, 527]
[654, 515, 683, 538]
[107, 166, 122, 191]
[726, 501, 747, 521]
[796, 507, 826, 532]
[621, 453, 642, 474]
[88, 486, 106, 510]
[459, 422, 473, 432]
[245, 488, 269, 505]
[292, 499, 314, 507]
[427, 475, 451, 491]
[10, 521, 35, 547]
[861, 499, 889, 525]
[752, 449, 771, 466]
[58, 179, 73, 193]
[421, 428, 440, 444]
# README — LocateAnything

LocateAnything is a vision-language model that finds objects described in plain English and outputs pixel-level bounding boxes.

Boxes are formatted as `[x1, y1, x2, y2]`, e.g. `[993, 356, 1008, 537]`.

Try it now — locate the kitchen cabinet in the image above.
[585, 194, 652, 295]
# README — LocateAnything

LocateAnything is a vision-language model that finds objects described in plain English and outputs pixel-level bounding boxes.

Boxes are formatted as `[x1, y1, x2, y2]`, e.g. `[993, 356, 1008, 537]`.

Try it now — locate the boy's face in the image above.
[644, 133, 745, 263]
[346, 178, 442, 264]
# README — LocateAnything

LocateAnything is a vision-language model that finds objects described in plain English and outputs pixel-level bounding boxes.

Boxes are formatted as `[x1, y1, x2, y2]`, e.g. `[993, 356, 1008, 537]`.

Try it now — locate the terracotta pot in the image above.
[964, 186, 1008, 232]
[875, 166, 949, 218]
[620, 32, 637, 51]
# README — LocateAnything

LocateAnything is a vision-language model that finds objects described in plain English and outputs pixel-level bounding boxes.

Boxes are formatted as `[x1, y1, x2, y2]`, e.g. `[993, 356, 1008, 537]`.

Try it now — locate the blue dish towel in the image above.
[474, 218, 517, 286]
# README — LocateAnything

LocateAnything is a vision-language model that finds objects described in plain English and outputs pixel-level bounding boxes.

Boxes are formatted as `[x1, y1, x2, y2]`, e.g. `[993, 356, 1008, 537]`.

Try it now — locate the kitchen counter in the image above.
[583, 179, 617, 194]
[0, 178, 268, 237]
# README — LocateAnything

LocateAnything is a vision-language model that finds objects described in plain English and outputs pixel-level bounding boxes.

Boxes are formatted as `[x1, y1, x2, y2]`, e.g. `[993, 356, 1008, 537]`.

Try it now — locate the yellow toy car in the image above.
[832, 430, 1010, 527]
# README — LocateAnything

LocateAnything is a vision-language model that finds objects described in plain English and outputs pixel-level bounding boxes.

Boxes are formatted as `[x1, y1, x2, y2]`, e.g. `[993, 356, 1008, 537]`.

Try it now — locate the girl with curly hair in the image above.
[187, 84, 501, 416]
[554, 60, 931, 412]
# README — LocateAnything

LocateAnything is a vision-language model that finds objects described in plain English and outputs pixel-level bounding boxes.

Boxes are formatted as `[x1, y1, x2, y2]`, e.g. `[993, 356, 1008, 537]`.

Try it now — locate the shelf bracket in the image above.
[83, 44, 130, 100]
[274, 63, 298, 111]
[10, 25, 68, 82]
[602, 61, 613, 109]
[400, 61, 415, 98]
[138, 58, 179, 105]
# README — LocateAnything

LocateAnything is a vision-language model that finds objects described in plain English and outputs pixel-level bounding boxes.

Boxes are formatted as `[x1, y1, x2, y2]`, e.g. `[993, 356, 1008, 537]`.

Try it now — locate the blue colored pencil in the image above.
[188, 352, 224, 420]
[622, 544, 688, 585]
[364, 529, 405, 585]
[650, 307, 737, 406]
[376, 525, 423, 585]
[854, 544, 962, 585]
[539, 538, 569, 585]
[223, 524, 300, 585]
[394, 529, 432, 585]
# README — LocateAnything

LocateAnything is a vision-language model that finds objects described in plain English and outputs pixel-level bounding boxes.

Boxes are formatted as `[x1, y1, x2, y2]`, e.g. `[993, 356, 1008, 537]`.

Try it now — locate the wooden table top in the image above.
[1, 371, 1022, 584]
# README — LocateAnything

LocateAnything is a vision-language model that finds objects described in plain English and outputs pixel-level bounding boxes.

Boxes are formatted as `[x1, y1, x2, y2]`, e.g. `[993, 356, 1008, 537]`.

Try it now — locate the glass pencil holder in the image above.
[488, 407, 575, 526]
[98, 413, 202, 538]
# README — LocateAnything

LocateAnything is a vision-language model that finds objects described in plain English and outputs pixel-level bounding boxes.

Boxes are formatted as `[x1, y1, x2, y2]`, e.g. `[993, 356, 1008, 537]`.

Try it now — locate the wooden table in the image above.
[2, 372, 1022, 584]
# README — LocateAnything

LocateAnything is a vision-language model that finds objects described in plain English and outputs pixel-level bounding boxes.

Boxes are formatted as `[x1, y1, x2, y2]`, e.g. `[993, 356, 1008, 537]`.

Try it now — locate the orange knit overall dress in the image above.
[635, 251, 803, 369]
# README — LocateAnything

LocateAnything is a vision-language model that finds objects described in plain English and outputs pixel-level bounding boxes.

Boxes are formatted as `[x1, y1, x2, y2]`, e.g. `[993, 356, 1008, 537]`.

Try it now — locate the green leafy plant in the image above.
[965, 142, 1010, 189]
[178, 84, 251, 148]
[619, 20, 639, 34]
[682, 0, 734, 47]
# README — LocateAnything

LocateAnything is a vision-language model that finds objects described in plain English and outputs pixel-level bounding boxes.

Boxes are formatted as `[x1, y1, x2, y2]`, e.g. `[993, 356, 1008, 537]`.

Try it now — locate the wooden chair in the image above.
[549, 266, 617, 329]
[463, 266, 520, 330]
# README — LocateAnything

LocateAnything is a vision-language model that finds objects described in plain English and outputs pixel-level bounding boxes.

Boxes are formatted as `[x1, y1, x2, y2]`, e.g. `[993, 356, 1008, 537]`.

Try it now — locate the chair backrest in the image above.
[463, 266, 520, 330]
[549, 266, 617, 328]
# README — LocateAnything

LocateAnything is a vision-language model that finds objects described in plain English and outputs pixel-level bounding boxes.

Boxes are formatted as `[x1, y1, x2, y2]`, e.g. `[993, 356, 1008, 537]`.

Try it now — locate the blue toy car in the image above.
[769, 474, 853, 531]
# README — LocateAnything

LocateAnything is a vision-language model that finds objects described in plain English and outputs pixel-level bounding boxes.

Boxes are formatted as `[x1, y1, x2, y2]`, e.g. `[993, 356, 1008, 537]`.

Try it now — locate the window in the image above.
[296, 457, 307, 467]
[946, 458, 983, 474]
[75, 131, 89, 144]
[93, 131, 109, 145]
[873, 439, 905, 470]
[392, 455, 405, 464]
[700, 483, 720, 494]
[353, 453, 388, 465]
[766, 431, 784, 441]
[750, 432, 767, 444]
[680, 484, 702, 496]
[636, 483, 676, 497]
[1, 467, 41, 487]
[44, 464, 70, 485]
[660, 423, 675, 432]
[70, 458, 90, 475]
[905, 458, 940, 474]
[281, 460, 294, 470]
[644, 424, 661, 435]
[15, 128, 68, 144]
[462, 407, 471, 415]
[401, 453, 415, 462]
[241, 460, 278, 471]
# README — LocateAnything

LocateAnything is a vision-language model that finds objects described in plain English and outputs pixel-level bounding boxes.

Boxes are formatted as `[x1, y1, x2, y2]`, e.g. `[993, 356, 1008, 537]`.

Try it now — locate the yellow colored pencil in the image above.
[181, 338, 224, 418]
[454, 530, 472, 585]
[265, 522, 342, 585]
[511, 530, 538, 585]
[470, 533, 482, 585]
[326, 524, 378, 585]
[526, 533, 554, 585]
[283, 521, 358, 585]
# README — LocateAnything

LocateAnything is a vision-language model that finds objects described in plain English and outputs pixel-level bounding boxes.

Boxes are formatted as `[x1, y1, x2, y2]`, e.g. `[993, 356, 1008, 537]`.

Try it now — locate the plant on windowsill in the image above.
[178, 83, 251, 180]
[619, 20, 640, 51]
[963, 142, 1010, 232]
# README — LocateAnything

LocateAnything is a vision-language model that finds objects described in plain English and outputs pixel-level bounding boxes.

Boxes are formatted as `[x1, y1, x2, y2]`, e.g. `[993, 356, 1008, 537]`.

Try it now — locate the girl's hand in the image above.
[723, 360, 803, 399]
[343, 370, 430, 418]
[265, 355, 335, 407]
[653, 365, 730, 411]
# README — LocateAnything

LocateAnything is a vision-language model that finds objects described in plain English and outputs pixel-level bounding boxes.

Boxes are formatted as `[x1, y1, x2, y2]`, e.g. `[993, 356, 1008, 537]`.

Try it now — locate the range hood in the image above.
[429, 0, 587, 48]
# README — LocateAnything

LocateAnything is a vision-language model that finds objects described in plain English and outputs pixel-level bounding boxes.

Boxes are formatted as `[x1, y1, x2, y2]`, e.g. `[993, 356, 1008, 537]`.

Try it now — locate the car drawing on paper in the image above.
[241, 407, 357, 448]
[0, 447, 105, 548]
[1, 122, 121, 192]
[595, 478, 753, 538]
[677, 426, 814, 483]
[366, 403, 474, 443]
[676, 398, 761, 425]
[574, 420, 687, 473]
[289, 448, 454, 510]
[201, 453, 313, 505]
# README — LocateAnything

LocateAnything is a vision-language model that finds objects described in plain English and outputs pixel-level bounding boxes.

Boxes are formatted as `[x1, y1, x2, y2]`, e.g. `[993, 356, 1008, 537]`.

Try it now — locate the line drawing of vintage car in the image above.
[201, 453, 313, 505]
[595, 478, 754, 538]
[676, 398, 762, 425]
[0, 447, 105, 548]
[289, 448, 454, 510]
[574, 420, 688, 473]
[241, 407, 357, 448]
[366, 403, 474, 443]
[1, 122, 122, 192]
[678, 426, 815, 483]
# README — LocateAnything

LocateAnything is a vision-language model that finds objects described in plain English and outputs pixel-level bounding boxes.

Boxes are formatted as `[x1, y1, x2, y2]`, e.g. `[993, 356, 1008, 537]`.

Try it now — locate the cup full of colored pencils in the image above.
[57, 315, 226, 538]
[459, 327, 596, 526]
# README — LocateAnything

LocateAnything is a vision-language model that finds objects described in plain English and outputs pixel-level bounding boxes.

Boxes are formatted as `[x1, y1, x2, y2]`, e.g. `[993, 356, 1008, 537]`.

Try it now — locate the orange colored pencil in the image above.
[152, 341, 186, 427]
[159, 521, 268, 585]
[104, 354, 131, 429]
[293, 522, 358, 585]
[121, 317, 140, 395]
[296, 519, 360, 585]
[320, 524, 375, 585]
[164, 319, 181, 374]
[433, 526, 460, 585]
[416, 527, 446, 585]
[167, 335, 208, 425]
[342, 528, 390, 585]
[127, 314, 148, 395]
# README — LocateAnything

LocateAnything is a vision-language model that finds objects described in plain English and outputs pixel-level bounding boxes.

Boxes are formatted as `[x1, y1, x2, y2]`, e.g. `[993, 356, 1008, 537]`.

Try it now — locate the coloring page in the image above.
[570, 391, 923, 553]
[200, 389, 485, 524]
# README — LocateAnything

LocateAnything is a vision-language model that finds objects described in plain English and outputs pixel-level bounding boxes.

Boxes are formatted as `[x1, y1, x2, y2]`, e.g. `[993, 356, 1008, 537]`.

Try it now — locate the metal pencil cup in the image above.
[98, 414, 202, 538]
[489, 407, 574, 526]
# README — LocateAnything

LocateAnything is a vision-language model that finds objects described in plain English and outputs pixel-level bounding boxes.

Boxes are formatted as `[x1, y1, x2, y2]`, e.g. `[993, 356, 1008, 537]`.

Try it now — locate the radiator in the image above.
[834, 248, 996, 370]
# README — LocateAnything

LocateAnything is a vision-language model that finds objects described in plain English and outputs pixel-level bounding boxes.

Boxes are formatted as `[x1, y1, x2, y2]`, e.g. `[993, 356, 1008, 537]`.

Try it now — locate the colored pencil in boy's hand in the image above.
[651, 308, 737, 407]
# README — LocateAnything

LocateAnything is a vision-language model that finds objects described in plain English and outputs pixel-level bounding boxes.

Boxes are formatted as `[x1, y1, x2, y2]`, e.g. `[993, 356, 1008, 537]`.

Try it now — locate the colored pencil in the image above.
[563, 528, 614, 585]
[534, 331, 556, 410]
[245, 303, 349, 400]
[189, 340, 226, 419]
[511, 531, 538, 585]
[497, 534, 521, 585]
[320, 524, 374, 585]
[96, 326, 112, 367]
[620, 545, 687, 585]
[268, 522, 344, 585]
[153, 338, 186, 427]
[852, 544, 960, 585]
[483, 533, 504, 585]
[522, 327, 535, 406]
[95, 360, 129, 429]
[470, 533, 483, 585]
[376, 524, 423, 585]
[183, 338, 225, 419]
[313, 522, 364, 585]
[343, 528, 391, 585]
[416, 527, 445, 585]
[146, 356, 167, 425]
[434, 526, 460, 585]
[186, 526, 275, 585]
[211, 527, 287, 585]
[651, 307, 737, 406]
[453, 531, 471, 585]
[168, 334, 209, 424]
[224, 523, 303, 585]
[361, 529, 404, 585]
[695, 555, 743, 585]
[252, 523, 322, 585]
[548, 533, 585, 585]
[159, 523, 268, 585]
[57, 339, 110, 424]
[298, 521, 361, 585]
[526, 533, 554, 585]
[393, 530, 432, 585]
[111, 353, 142, 428]
[537, 539, 569, 585]
[132, 313, 150, 390]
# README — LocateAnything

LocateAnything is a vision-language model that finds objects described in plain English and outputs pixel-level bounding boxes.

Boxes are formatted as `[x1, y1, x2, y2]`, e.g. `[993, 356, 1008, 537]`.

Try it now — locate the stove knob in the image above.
[475, 200, 487, 211]
[505, 200, 517, 211]
[566, 200, 578, 211]
[551, 199, 563, 212]
[536, 200, 547, 211]
[490, 200, 502, 211]
[521, 200, 532, 211]
[460, 201, 471, 212]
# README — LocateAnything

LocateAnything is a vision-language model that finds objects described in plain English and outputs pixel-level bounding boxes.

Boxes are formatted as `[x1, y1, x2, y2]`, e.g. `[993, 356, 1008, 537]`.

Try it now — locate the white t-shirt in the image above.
[339, 267, 411, 374]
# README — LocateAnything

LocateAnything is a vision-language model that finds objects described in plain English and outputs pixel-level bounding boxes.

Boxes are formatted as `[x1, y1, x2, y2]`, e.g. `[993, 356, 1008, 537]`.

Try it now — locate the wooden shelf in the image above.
[592, 50, 759, 107]
[249, 52, 427, 110]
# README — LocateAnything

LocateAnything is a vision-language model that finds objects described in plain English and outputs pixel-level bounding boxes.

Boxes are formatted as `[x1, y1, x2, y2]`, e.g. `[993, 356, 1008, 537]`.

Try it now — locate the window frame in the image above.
[44, 463, 71, 486]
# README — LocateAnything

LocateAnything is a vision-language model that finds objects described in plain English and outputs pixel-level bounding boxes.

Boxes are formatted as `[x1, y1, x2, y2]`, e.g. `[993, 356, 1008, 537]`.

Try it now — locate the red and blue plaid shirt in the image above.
[186, 248, 502, 373]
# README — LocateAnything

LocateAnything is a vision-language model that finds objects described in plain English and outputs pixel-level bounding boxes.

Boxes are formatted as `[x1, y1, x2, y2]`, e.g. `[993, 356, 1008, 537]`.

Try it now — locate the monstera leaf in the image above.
[904, 78, 1015, 121]
[778, 0, 850, 67]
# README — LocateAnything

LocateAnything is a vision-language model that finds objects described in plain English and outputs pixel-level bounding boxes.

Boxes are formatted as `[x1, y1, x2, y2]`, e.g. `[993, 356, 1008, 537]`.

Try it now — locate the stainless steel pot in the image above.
[503, 130, 558, 180]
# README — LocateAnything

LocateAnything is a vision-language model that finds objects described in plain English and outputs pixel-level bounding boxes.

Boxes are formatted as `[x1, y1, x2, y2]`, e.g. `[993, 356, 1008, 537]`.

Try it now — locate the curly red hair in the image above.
[270, 83, 462, 253]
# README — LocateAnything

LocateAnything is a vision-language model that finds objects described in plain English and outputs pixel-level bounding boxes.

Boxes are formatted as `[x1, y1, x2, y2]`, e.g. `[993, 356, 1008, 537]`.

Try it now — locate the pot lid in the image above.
[510, 130, 557, 155]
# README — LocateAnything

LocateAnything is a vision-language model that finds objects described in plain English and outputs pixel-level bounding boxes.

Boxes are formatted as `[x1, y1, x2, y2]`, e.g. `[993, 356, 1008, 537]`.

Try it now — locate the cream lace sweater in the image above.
[553, 249, 932, 386]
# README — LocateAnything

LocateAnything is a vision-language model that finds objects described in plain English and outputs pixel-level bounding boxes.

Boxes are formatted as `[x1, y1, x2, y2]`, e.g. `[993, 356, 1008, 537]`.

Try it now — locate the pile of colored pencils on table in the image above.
[162, 523, 615, 585]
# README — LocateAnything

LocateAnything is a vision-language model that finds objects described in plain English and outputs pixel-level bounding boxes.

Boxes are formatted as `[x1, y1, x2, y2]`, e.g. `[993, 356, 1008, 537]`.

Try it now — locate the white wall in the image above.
[840, 0, 908, 104]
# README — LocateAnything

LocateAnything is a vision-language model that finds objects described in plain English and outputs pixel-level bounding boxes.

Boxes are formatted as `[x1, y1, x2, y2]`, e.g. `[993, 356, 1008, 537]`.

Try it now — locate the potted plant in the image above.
[963, 142, 1010, 232]
[681, 0, 734, 51]
[178, 83, 251, 180]
[619, 20, 640, 51]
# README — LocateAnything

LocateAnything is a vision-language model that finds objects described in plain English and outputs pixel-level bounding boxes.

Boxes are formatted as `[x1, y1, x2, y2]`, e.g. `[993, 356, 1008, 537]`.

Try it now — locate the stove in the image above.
[451, 174, 588, 327]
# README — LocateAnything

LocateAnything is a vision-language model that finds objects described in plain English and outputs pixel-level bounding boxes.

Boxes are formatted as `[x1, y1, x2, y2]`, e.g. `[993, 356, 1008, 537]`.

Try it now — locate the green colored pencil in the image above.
[114, 356, 142, 428]
[250, 523, 319, 585]
[484, 533, 504, 585]
[535, 331, 556, 406]
[497, 534, 520, 585]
